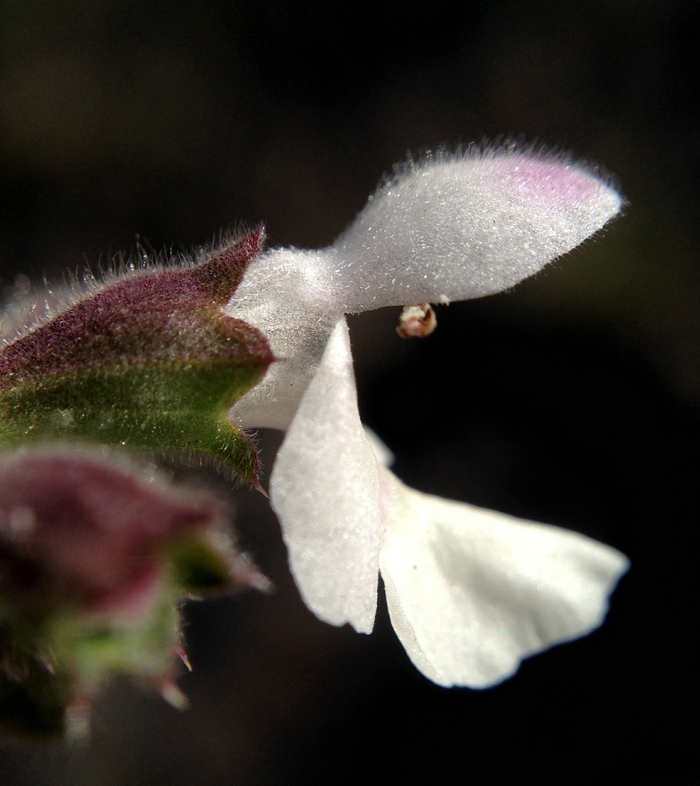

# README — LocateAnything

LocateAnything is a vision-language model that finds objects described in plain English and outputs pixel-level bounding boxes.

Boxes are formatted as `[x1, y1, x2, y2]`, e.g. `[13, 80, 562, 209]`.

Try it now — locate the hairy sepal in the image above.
[0, 445, 264, 738]
[0, 229, 273, 484]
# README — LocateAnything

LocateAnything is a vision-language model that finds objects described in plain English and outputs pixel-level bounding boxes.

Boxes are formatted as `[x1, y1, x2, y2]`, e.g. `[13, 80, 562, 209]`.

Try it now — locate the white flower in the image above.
[225, 145, 629, 687]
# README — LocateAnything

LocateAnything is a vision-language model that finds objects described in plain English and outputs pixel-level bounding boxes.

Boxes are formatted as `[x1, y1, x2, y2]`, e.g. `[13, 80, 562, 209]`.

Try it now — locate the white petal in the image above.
[378, 470, 629, 688]
[226, 248, 340, 430]
[331, 148, 622, 312]
[270, 318, 381, 633]
[363, 426, 395, 468]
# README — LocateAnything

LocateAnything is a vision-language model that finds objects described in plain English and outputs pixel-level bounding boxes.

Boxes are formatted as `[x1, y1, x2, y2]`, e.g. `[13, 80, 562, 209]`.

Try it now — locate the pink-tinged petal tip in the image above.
[331, 146, 622, 311]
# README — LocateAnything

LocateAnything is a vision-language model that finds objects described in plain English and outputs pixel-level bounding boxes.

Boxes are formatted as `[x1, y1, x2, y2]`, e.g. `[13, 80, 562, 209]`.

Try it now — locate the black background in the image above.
[1, 1, 698, 784]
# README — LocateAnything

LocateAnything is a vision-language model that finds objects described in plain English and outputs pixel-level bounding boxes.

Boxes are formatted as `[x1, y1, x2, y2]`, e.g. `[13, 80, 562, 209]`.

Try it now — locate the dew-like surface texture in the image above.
[332, 152, 621, 310]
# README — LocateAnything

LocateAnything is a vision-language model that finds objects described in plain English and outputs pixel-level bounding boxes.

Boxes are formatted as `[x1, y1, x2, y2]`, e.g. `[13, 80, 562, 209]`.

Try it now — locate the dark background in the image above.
[1, 1, 698, 784]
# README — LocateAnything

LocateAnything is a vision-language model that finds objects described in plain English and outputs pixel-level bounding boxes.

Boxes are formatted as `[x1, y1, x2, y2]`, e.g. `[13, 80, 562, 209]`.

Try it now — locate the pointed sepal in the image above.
[0, 445, 265, 738]
[0, 229, 273, 484]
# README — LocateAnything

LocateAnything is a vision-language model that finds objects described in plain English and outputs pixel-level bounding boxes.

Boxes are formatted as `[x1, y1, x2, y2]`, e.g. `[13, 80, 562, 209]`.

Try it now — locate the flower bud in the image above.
[0, 445, 265, 738]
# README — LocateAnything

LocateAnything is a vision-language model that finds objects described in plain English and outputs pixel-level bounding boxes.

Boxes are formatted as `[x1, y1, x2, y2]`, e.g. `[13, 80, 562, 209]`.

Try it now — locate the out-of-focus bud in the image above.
[0, 445, 266, 739]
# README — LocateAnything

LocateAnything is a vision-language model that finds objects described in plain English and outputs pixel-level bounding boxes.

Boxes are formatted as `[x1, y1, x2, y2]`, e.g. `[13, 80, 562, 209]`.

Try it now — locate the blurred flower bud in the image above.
[0, 445, 265, 738]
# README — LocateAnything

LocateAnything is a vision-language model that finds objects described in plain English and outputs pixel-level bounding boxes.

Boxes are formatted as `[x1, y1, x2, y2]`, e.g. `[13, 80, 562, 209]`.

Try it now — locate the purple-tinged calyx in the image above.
[0, 445, 266, 738]
[0, 228, 274, 485]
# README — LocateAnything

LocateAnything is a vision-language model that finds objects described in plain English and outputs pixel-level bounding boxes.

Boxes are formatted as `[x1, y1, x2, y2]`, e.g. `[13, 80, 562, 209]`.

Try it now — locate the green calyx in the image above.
[0, 362, 263, 484]
[0, 228, 274, 484]
[0, 592, 181, 738]
[0, 529, 246, 739]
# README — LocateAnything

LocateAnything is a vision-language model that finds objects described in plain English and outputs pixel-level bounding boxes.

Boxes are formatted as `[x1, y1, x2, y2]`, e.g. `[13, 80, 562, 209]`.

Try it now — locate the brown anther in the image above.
[396, 303, 437, 338]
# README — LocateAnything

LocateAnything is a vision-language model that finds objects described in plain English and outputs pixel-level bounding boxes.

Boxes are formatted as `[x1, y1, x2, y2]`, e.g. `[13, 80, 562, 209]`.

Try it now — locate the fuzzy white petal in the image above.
[226, 248, 339, 430]
[363, 427, 395, 469]
[378, 470, 629, 688]
[331, 149, 622, 311]
[270, 318, 381, 633]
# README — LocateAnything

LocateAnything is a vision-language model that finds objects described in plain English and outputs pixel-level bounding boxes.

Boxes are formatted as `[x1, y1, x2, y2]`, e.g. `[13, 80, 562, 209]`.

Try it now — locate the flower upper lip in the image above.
[227, 148, 622, 431]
